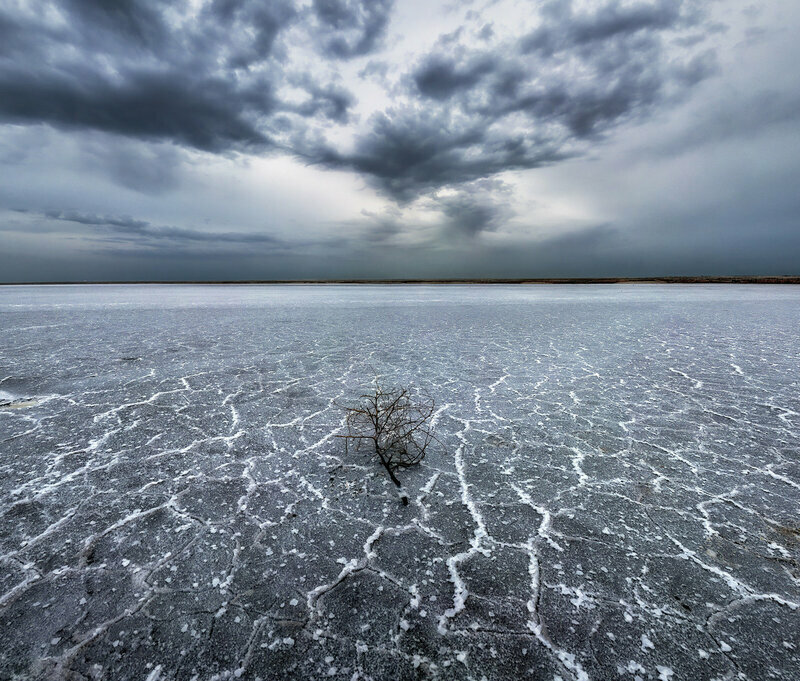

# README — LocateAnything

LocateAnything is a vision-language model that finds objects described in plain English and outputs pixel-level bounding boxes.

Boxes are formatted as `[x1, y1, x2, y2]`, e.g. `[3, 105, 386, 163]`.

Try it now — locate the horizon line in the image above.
[2, 276, 800, 286]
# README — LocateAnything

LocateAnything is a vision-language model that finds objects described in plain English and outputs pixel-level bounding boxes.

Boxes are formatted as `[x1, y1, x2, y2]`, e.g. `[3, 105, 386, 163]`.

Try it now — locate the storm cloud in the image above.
[312, 0, 394, 59]
[0, 0, 798, 280]
[0, 0, 716, 189]
[0, 0, 367, 153]
[305, 0, 719, 200]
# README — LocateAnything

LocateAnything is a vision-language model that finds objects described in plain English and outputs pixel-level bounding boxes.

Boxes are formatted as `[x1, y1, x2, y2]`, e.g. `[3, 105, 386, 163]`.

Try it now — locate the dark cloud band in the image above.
[0, 0, 716, 204]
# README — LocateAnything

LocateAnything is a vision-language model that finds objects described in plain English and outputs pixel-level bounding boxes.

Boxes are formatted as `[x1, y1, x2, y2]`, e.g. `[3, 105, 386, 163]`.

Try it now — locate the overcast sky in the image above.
[1, 0, 799, 281]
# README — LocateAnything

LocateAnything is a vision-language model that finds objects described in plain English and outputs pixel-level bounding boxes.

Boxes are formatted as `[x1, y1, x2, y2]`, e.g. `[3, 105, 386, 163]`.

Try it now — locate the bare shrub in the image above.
[337, 383, 439, 505]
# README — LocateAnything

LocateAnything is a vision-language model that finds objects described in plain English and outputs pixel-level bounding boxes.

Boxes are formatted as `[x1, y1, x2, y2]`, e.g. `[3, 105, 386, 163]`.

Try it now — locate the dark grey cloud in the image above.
[330, 178, 513, 247]
[38, 210, 284, 248]
[439, 198, 500, 237]
[304, 0, 718, 200]
[0, 0, 360, 154]
[61, 0, 169, 50]
[0, 69, 274, 152]
[2, 0, 797, 282]
[0, 10, 39, 58]
[429, 179, 514, 238]
[312, 0, 394, 59]
[209, 0, 298, 67]
[1, 0, 717, 204]
[413, 55, 498, 100]
[302, 108, 572, 201]
[286, 76, 356, 124]
[520, 0, 687, 55]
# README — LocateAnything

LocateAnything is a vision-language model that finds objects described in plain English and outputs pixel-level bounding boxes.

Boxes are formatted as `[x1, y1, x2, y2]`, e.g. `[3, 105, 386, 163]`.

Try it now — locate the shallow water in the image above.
[1, 284, 798, 680]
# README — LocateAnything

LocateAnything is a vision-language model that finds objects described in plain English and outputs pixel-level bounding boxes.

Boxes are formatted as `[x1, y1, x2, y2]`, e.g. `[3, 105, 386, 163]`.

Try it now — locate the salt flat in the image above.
[1, 284, 798, 680]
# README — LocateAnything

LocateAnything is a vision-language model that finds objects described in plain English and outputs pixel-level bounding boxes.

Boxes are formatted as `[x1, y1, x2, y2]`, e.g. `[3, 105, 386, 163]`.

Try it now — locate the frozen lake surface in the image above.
[1, 284, 799, 680]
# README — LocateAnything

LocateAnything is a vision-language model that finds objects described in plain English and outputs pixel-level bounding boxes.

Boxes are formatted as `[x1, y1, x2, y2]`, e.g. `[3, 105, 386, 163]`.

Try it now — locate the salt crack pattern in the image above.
[1, 284, 799, 680]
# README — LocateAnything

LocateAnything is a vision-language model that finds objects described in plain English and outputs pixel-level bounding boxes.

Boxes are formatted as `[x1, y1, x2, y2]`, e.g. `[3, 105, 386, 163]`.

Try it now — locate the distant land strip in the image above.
[2, 277, 800, 285]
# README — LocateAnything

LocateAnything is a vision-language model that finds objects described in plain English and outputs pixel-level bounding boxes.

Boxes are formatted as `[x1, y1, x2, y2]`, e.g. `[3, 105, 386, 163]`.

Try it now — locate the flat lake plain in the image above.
[1, 284, 798, 681]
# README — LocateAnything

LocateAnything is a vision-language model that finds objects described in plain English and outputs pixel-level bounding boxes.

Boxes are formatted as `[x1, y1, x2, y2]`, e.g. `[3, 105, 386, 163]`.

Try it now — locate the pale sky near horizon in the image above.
[1, 0, 799, 281]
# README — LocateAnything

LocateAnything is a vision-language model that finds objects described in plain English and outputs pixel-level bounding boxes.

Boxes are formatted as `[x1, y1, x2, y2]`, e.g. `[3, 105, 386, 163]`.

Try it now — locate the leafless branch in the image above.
[336, 382, 440, 505]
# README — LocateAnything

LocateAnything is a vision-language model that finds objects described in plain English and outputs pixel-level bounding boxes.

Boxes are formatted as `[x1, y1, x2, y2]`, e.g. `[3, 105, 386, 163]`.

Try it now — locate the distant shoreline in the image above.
[1, 276, 800, 285]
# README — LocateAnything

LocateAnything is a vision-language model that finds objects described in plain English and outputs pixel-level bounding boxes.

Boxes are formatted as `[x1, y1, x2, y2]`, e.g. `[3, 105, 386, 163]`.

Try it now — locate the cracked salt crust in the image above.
[1, 284, 799, 680]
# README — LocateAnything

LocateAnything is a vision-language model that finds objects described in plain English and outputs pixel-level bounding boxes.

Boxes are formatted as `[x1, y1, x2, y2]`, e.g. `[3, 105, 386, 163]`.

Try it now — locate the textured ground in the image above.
[1, 284, 798, 681]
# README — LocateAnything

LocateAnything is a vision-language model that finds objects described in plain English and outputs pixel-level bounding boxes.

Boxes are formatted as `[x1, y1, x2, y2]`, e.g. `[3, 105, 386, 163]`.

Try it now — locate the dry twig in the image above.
[336, 383, 440, 504]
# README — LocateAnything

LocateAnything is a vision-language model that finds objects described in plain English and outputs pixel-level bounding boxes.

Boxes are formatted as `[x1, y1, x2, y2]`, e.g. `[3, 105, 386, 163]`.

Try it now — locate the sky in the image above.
[1, 0, 799, 282]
